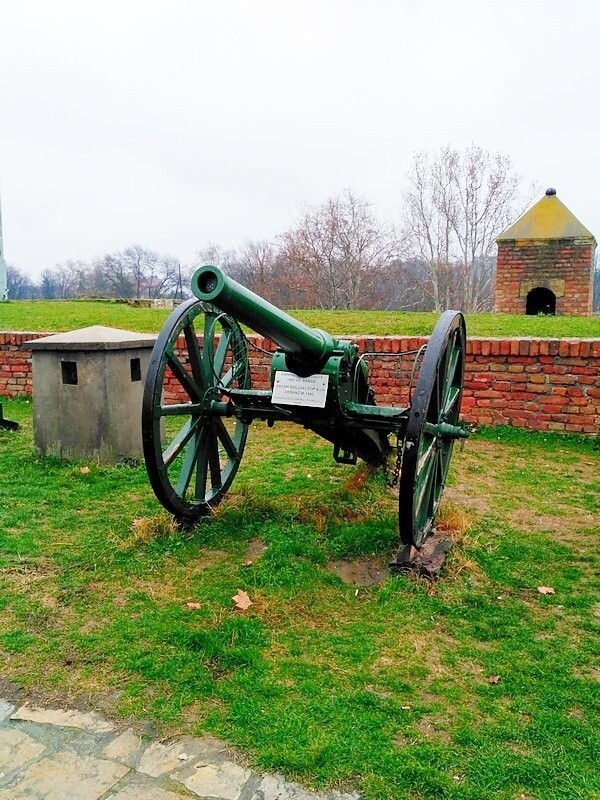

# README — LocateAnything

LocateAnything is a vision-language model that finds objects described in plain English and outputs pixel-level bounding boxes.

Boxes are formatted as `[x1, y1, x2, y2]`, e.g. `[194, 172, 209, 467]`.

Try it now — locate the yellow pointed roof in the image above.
[497, 189, 596, 243]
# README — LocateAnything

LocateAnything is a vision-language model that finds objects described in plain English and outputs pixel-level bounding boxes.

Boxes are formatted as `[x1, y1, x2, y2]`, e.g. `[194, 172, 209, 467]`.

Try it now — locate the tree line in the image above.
[6, 145, 600, 312]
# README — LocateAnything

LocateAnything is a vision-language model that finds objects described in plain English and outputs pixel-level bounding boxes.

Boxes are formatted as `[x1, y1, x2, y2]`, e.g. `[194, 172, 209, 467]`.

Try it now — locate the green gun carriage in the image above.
[142, 266, 468, 565]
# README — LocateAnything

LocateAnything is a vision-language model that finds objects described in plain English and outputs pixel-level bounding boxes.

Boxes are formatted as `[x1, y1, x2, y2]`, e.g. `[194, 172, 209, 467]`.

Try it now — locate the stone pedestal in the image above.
[24, 326, 156, 462]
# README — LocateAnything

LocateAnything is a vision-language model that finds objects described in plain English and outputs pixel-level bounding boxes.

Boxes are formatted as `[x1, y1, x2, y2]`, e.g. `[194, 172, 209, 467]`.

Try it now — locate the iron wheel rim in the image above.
[142, 298, 250, 521]
[398, 311, 466, 549]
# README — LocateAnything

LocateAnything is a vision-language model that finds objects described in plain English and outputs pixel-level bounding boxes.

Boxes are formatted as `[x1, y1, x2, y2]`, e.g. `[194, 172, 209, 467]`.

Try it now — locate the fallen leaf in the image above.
[232, 589, 253, 611]
[537, 586, 555, 595]
[185, 602, 202, 610]
[488, 675, 502, 685]
[79, 466, 91, 474]
[242, 560, 253, 567]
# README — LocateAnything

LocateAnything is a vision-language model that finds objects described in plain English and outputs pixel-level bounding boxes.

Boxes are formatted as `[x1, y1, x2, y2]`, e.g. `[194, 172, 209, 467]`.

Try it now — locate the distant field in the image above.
[1, 299, 599, 338]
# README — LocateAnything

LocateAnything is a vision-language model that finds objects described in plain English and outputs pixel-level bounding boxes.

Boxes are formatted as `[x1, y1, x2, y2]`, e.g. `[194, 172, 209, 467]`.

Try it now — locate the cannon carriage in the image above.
[142, 266, 468, 562]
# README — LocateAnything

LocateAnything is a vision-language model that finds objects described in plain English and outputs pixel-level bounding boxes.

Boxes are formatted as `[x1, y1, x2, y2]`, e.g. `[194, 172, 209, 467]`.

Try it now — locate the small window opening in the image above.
[61, 361, 78, 385]
[526, 287, 556, 315]
[130, 357, 141, 382]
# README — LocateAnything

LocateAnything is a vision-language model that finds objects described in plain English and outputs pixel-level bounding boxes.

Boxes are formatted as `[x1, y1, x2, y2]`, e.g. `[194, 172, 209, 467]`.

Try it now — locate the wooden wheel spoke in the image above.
[430, 373, 442, 422]
[202, 314, 217, 378]
[175, 428, 203, 497]
[163, 418, 198, 467]
[442, 385, 461, 419]
[166, 352, 202, 401]
[417, 434, 436, 473]
[221, 357, 246, 389]
[183, 320, 206, 389]
[194, 429, 209, 502]
[215, 419, 239, 460]
[446, 340, 460, 385]
[207, 428, 222, 491]
[213, 330, 232, 376]
[415, 450, 437, 520]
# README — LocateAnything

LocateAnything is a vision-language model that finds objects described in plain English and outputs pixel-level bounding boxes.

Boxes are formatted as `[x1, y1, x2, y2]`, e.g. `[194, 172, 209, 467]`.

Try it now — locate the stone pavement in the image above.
[0, 699, 360, 800]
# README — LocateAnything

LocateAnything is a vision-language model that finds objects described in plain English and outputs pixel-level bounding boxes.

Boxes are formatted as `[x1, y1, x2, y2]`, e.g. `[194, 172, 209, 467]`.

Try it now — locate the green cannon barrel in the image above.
[192, 265, 337, 369]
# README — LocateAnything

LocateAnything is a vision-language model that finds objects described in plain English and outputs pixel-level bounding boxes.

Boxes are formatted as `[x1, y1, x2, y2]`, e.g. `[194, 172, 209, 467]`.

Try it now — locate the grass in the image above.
[1, 299, 599, 338]
[0, 397, 599, 799]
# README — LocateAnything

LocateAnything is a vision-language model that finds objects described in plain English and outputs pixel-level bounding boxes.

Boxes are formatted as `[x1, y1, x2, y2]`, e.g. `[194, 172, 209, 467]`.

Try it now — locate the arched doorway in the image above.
[526, 287, 556, 315]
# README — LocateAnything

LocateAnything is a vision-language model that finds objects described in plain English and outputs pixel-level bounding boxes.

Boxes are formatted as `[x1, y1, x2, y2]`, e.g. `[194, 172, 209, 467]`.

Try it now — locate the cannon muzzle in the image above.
[192, 265, 337, 371]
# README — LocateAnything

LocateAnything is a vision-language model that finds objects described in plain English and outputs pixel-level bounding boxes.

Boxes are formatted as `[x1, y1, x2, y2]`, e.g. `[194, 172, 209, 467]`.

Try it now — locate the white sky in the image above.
[1, 0, 599, 278]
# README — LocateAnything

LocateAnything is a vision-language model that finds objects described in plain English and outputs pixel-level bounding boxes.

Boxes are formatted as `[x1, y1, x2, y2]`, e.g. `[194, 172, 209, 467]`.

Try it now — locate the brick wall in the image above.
[2, 331, 599, 434]
[0, 332, 44, 396]
[495, 238, 594, 316]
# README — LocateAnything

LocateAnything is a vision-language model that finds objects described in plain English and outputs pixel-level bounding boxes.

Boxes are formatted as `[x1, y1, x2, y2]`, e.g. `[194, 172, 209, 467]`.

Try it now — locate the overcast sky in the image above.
[1, 0, 600, 278]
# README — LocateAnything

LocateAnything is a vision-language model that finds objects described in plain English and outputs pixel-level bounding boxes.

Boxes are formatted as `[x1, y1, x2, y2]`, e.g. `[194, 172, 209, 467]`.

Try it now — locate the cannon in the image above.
[142, 266, 468, 562]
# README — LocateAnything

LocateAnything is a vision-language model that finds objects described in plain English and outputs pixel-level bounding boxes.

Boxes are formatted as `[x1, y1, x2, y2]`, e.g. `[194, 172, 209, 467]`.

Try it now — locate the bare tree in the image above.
[63, 260, 91, 297]
[121, 245, 161, 299]
[146, 254, 180, 299]
[281, 191, 396, 310]
[39, 269, 57, 299]
[45, 261, 89, 299]
[7, 265, 37, 299]
[194, 244, 240, 274]
[95, 253, 133, 298]
[402, 146, 524, 311]
[232, 240, 279, 298]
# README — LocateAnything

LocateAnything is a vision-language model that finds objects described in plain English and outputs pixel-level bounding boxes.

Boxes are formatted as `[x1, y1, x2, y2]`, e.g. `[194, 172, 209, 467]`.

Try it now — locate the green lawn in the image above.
[0, 397, 599, 800]
[1, 300, 599, 338]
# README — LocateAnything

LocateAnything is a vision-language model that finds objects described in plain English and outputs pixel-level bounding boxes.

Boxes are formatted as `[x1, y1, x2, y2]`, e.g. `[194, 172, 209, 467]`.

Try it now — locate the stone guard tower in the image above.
[495, 188, 596, 316]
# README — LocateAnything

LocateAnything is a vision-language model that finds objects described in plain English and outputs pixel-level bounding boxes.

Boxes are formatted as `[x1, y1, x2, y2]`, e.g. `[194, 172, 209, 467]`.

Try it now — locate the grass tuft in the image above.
[109, 512, 180, 551]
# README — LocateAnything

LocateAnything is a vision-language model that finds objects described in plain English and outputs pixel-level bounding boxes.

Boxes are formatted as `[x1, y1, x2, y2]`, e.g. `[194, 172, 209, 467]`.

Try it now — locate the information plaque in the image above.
[271, 371, 329, 408]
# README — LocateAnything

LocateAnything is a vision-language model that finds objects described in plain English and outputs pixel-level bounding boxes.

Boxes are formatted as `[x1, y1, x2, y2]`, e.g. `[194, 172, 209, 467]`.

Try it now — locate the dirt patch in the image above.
[567, 707, 585, 719]
[188, 549, 229, 570]
[327, 556, 390, 586]
[444, 485, 492, 518]
[245, 538, 268, 562]
[417, 715, 452, 744]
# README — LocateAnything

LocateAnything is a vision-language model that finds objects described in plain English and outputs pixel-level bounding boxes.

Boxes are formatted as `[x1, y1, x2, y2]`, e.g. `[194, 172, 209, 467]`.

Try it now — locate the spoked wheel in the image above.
[399, 311, 467, 549]
[142, 298, 250, 522]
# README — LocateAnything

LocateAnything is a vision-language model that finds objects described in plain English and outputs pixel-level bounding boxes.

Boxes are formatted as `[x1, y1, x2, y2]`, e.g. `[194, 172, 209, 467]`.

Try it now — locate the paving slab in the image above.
[138, 736, 214, 778]
[0, 698, 362, 799]
[0, 701, 15, 723]
[174, 761, 253, 799]
[0, 749, 129, 800]
[247, 775, 361, 800]
[249, 774, 324, 800]
[102, 729, 145, 767]
[106, 779, 191, 800]
[10, 705, 115, 733]
[0, 729, 46, 773]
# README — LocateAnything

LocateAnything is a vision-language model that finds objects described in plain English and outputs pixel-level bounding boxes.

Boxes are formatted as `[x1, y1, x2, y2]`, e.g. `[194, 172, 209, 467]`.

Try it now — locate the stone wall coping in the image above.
[24, 326, 158, 351]
[3, 330, 599, 345]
